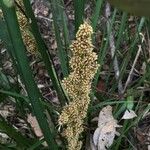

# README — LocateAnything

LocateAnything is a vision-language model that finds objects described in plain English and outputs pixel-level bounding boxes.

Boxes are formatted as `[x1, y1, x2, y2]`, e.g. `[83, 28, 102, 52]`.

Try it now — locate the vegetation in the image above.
[0, 0, 149, 149]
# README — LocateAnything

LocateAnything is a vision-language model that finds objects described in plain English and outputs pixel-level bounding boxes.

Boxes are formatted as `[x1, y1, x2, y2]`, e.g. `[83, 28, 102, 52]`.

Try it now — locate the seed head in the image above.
[59, 22, 99, 150]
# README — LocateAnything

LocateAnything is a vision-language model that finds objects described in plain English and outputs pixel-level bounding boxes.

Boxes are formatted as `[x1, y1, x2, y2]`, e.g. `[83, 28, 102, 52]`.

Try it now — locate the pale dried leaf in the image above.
[98, 105, 114, 128]
[27, 114, 43, 137]
[98, 123, 116, 150]
[121, 109, 137, 120]
[0, 132, 10, 144]
[91, 117, 98, 122]
[93, 105, 120, 150]
[93, 127, 101, 146]
[90, 134, 97, 150]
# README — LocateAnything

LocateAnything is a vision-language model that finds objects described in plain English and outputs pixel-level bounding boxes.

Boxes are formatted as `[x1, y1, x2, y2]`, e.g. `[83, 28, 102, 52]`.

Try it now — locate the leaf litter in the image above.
[93, 105, 121, 150]
[121, 109, 137, 120]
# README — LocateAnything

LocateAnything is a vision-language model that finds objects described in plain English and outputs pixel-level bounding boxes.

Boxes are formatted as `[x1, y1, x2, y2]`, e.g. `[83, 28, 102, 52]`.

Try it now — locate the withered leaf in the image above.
[27, 114, 43, 137]
[93, 105, 121, 150]
[121, 109, 137, 120]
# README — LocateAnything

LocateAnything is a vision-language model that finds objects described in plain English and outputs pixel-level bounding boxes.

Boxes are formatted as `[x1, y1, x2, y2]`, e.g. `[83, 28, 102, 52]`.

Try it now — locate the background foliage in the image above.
[0, 0, 149, 149]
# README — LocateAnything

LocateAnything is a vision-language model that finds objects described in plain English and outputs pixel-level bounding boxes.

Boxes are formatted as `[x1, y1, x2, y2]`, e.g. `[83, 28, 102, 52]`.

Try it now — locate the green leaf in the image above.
[0, 115, 33, 148]
[108, 0, 150, 17]
[126, 96, 134, 110]
[0, 1, 58, 149]
[48, 0, 69, 77]
[2, 0, 14, 8]
[0, 70, 11, 90]
[0, 18, 16, 59]
[73, 0, 85, 32]
[0, 19, 7, 40]
[23, 0, 68, 106]
[91, 0, 103, 32]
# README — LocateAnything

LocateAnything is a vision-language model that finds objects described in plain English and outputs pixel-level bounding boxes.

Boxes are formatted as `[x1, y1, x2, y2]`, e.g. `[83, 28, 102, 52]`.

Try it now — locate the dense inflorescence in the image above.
[0, 0, 37, 54]
[16, 0, 37, 54]
[59, 22, 99, 150]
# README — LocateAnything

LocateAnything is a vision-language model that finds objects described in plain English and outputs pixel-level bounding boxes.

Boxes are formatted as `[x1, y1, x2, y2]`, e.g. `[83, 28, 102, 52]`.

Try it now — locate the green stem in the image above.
[23, 0, 68, 106]
[0, 1, 57, 149]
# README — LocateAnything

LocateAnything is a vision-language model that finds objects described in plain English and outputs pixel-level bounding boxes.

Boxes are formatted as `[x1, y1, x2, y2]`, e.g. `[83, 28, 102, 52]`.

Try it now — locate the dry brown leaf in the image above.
[27, 114, 43, 137]
[93, 105, 121, 150]
[121, 109, 137, 120]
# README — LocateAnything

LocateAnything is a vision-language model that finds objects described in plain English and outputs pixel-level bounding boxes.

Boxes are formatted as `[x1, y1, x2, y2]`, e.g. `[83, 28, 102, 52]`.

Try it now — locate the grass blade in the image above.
[92, 9, 117, 94]
[73, 0, 85, 32]
[0, 115, 33, 148]
[0, 1, 57, 149]
[23, 0, 68, 105]
[91, 0, 103, 32]
[27, 138, 45, 150]
[48, 0, 69, 77]
[110, 17, 145, 93]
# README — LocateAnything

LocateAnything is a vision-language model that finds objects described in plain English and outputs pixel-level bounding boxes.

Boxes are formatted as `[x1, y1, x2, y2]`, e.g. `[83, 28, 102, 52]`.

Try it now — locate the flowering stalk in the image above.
[59, 22, 99, 150]
[16, 0, 37, 54]
[0, 0, 37, 54]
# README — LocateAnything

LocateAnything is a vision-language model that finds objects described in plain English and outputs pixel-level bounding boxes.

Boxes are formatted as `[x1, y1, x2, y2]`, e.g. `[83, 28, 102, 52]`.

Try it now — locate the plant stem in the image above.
[0, 1, 57, 149]
[23, 0, 68, 106]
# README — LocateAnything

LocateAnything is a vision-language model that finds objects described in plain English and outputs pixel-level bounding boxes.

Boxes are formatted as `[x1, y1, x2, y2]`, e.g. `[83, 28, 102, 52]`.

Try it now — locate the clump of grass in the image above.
[0, 0, 149, 149]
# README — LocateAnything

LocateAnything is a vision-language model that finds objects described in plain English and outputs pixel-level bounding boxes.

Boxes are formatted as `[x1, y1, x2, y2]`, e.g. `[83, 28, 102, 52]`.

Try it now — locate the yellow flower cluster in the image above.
[0, 0, 37, 54]
[16, 0, 37, 54]
[59, 22, 99, 150]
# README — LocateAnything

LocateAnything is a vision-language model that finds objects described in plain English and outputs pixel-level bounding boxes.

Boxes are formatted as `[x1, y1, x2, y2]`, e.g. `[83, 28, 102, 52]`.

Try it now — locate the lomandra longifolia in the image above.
[59, 22, 99, 150]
